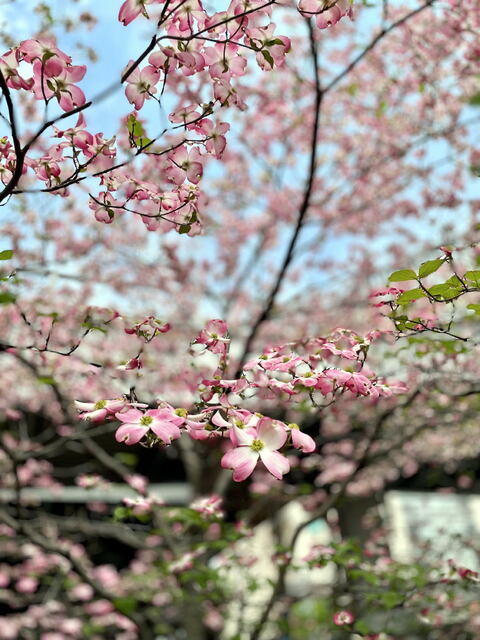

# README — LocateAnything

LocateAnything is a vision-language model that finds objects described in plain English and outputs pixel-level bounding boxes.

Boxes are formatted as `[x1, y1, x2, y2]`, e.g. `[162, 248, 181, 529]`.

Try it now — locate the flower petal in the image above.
[115, 408, 142, 423]
[259, 450, 290, 480]
[221, 447, 258, 481]
[257, 418, 287, 450]
[291, 429, 316, 453]
[150, 420, 181, 444]
[115, 424, 148, 445]
[231, 425, 254, 446]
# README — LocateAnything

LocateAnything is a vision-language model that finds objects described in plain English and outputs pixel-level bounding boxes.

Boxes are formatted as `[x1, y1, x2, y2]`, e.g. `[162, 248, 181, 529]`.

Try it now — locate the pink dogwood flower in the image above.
[119, 0, 159, 26]
[194, 319, 229, 354]
[221, 418, 290, 481]
[115, 408, 182, 445]
[31, 61, 87, 111]
[194, 119, 230, 158]
[204, 43, 247, 79]
[288, 423, 316, 453]
[124, 62, 160, 110]
[298, 0, 353, 29]
[75, 398, 128, 422]
[0, 50, 34, 90]
[333, 610, 354, 626]
[166, 145, 204, 185]
[190, 494, 224, 517]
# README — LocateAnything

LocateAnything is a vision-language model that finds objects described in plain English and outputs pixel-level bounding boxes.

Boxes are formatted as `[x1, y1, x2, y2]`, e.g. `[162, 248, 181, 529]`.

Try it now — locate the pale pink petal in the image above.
[74, 401, 95, 411]
[206, 319, 227, 335]
[80, 408, 107, 422]
[189, 428, 211, 440]
[212, 411, 231, 428]
[153, 408, 184, 426]
[232, 457, 258, 482]
[125, 85, 145, 110]
[186, 162, 203, 184]
[140, 65, 160, 85]
[119, 0, 142, 25]
[221, 446, 256, 470]
[231, 426, 254, 446]
[259, 450, 290, 479]
[115, 424, 148, 444]
[115, 408, 142, 423]
[291, 429, 316, 453]
[66, 65, 87, 83]
[43, 58, 64, 77]
[150, 421, 181, 443]
[221, 447, 258, 481]
[257, 418, 287, 450]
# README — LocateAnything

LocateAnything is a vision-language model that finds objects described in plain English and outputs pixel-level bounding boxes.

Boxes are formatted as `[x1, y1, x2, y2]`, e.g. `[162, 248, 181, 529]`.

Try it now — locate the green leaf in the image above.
[137, 136, 152, 149]
[375, 100, 387, 118]
[127, 114, 145, 138]
[127, 114, 151, 149]
[418, 258, 444, 278]
[355, 620, 371, 635]
[388, 269, 417, 282]
[115, 452, 138, 467]
[261, 49, 274, 69]
[0, 250, 13, 260]
[467, 304, 480, 315]
[178, 224, 191, 234]
[428, 280, 462, 300]
[428, 283, 451, 296]
[446, 275, 463, 286]
[0, 292, 16, 304]
[113, 506, 129, 521]
[381, 591, 404, 609]
[468, 93, 480, 106]
[37, 376, 56, 385]
[81, 321, 107, 334]
[113, 597, 138, 616]
[464, 270, 480, 287]
[396, 288, 426, 304]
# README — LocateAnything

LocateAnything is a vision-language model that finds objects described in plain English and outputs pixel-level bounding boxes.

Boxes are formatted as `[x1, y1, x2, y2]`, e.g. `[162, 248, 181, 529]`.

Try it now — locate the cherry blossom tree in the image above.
[0, 0, 479, 638]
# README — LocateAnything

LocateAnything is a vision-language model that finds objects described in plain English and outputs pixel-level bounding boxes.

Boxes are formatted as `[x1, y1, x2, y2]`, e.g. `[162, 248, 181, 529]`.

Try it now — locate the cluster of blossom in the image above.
[446, 558, 480, 583]
[75, 320, 405, 482]
[0, 39, 86, 111]
[297, 0, 353, 29]
[235, 328, 404, 402]
[117, 0, 354, 117]
[0, 529, 135, 639]
[119, 0, 353, 31]
[86, 114, 231, 233]
[0, 0, 354, 234]
[124, 315, 171, 342]
[0, 589, 137, 639]
[190, 494, 224, 518]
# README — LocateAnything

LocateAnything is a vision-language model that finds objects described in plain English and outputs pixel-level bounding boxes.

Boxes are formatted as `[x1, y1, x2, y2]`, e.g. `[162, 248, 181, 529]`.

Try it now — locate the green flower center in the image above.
[250, 439, 264, 452]
[94, 400, 106, 410]
[175, 408, 188, 418]
[140, 415, 153, 426]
